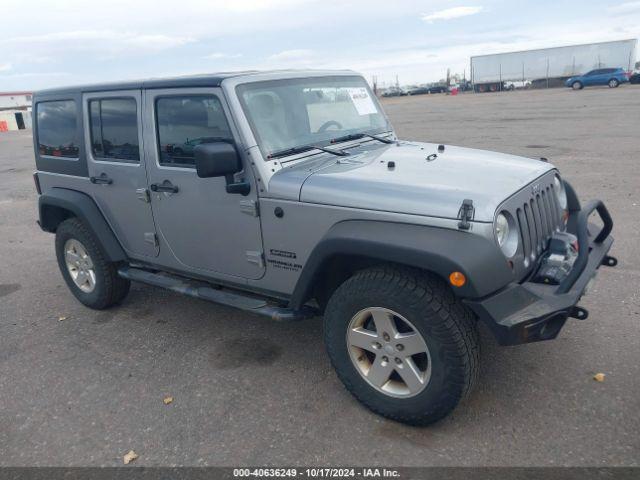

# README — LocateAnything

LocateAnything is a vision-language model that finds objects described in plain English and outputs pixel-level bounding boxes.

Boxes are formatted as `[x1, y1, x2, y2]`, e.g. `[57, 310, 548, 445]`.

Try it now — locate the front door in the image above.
[583, 70, 601, 86]
[84, 90, 158, 258]
[142, 88, 264, 280]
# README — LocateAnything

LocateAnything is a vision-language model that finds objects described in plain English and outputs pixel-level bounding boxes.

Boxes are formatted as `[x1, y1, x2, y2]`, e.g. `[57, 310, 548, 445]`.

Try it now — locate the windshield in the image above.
[236, 76, 390, 158]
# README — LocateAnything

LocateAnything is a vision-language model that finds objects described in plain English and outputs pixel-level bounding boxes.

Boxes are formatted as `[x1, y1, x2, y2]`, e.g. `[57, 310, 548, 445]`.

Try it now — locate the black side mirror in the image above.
[194, 142, 241, 178]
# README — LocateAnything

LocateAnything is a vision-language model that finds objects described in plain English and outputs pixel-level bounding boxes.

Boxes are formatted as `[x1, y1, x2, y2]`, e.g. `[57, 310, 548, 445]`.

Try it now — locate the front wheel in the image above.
[324, 266, 480, 426]
[572, 81, 583, 90]
[608, 79, 619, 88]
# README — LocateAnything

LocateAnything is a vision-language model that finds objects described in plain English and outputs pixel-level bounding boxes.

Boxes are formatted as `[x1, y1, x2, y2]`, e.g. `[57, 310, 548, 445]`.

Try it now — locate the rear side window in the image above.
[37, 100, 79, 158]
[155, 95, 233, 168]
[89, 98, 140, 162]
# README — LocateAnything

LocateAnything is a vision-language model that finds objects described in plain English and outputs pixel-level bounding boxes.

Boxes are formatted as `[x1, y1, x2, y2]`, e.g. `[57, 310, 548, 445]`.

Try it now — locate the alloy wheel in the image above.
[64, 239, 96, 293]
[346, 307, 432, 398]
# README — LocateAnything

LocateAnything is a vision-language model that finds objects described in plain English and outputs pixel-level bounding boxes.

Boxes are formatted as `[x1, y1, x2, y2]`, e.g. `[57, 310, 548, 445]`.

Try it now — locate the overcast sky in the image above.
[1, 0, 639, 91]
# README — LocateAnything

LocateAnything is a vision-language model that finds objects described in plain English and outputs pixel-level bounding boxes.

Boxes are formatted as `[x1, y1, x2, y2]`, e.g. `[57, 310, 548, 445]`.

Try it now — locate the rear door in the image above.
[142, 87, 264, 280]
[84, 90, 159, 258]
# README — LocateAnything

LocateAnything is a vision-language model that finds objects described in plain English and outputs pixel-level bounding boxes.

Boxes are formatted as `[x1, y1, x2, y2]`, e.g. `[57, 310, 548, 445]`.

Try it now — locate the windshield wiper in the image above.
[330, 132, 395, 145]
[268, 144, 349, 159]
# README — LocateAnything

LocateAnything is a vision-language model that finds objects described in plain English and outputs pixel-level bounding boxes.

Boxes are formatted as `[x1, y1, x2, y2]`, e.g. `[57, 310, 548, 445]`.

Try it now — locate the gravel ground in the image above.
[0, 85, 638, 467]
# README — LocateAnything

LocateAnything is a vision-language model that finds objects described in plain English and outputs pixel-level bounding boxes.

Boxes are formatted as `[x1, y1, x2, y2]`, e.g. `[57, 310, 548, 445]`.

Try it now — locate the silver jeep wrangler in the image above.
[33, 70, 616, 425]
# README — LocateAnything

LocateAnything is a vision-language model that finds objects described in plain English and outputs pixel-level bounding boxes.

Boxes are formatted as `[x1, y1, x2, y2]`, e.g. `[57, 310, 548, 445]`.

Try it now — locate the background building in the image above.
[0, 92, 33, 131]
[471, 39, 638, 92]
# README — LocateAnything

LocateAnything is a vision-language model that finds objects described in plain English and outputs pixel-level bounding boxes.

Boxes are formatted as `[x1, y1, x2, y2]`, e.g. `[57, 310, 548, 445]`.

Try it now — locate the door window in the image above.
[155, 95, 233, 168]
[89, 98, 140, 162]
[36, 100, 79, 158]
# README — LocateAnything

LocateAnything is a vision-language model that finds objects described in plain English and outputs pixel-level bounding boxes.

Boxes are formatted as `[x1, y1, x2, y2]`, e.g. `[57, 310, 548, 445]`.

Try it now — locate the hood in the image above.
[268, 141, 554, 222]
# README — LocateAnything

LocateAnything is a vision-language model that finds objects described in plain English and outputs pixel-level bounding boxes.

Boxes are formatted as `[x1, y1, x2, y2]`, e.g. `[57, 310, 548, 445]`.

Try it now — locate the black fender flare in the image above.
[38, 188, 127, 262]
[288, 220, 513, 309]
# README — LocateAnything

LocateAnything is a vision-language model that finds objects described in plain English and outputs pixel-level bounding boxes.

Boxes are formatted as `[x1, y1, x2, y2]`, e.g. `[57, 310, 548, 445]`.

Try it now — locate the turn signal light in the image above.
[449, 271, 466, 287]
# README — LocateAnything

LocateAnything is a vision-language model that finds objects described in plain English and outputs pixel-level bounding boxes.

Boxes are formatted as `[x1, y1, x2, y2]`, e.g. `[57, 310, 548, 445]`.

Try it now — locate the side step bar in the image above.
[118, 266, 316, 321]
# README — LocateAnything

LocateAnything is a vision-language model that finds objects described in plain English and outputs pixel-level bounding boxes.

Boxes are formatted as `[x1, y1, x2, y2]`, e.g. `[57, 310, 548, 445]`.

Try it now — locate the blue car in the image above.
[565, 68, 629, 90]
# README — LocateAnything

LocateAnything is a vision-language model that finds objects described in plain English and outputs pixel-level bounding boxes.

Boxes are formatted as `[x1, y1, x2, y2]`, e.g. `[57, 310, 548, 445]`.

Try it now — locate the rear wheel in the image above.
[55, 218, 130, 309]
[572, 81, 583, 90]
[608, 79, 619, 88]
[324, 266, 480, 426]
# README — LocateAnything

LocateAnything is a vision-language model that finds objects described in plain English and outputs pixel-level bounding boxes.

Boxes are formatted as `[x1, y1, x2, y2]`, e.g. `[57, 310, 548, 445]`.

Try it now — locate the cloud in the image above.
[0, 63, 12, 72]
[608, 1, 640, 14]
[267, 48, 314, 63]
[268, 49, 315, 61]
[0, 72, 71, 79]
[422, 6, 483, 23]
[203, 52, 243, 59]
[6, 30, 195, 53]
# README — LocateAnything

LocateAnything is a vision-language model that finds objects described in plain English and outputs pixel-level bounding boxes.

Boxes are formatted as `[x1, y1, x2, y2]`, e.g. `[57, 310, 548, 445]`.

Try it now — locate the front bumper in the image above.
[465, 197, 616, 346]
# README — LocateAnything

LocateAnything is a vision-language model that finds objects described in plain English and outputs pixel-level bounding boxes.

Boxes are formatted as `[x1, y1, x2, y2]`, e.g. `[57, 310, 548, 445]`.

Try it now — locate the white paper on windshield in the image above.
[346, 87, 377, 116]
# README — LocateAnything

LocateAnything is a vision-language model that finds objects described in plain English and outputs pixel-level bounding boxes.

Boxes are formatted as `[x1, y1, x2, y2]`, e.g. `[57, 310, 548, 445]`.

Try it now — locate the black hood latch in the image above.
[457, 199, 475, 230]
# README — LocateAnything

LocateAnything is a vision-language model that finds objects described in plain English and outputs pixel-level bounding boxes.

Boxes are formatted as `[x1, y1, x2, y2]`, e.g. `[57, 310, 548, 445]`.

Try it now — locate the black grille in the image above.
[515, 185, 562, 265]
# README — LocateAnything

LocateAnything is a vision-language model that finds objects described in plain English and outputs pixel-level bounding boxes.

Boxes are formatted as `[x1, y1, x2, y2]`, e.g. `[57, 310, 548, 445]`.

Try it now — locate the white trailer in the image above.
[471, 39, 638, 92]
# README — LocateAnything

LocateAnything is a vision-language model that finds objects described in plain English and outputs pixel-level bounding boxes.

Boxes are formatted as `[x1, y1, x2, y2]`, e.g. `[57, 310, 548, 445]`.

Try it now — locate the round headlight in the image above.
[495, 211, 518, 258]
[495, 213, 509, 246]
[554, 174, 568, 210]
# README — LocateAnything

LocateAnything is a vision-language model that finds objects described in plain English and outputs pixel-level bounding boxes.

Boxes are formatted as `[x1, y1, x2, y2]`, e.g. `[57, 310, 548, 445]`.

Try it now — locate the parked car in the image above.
[629, 72, 640, 84]
[428, 85, 447, 94]
[406, 86, 430, 96]
[33, 70, 616, 426]
[381, 88, 407, 97]
[504, 80, 531, 90]
[565, 68, 629, 90]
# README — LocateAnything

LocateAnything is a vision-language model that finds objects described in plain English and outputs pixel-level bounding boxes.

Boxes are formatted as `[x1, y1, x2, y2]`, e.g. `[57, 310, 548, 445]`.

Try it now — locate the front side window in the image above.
[156, 95, 233, 167]
[37, 100, 79, 158]
[237, 76, 388, 158]
[89, 98, 140, 162]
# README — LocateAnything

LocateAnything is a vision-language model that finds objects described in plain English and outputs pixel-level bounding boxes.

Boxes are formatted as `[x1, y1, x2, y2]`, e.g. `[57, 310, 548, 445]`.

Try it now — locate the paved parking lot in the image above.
[1, 86, 639, 467]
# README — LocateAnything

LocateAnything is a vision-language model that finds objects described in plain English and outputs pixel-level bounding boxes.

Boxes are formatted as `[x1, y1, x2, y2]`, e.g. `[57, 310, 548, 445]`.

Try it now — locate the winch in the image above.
[532, 232, 579, 285]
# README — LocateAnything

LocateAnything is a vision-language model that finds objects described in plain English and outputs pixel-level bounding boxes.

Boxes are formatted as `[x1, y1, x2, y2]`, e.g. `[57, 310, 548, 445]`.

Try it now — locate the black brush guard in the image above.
[465, 184, 616, 346]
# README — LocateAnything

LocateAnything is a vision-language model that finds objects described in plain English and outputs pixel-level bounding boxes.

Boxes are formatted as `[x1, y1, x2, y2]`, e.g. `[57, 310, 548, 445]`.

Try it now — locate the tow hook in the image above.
[601, 255, 618, 267]
[569, 306, 589, 320]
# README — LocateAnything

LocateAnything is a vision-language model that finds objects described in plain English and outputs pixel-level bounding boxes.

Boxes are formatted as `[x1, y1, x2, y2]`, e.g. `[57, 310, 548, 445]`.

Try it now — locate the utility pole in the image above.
[546, 58, 550, 89]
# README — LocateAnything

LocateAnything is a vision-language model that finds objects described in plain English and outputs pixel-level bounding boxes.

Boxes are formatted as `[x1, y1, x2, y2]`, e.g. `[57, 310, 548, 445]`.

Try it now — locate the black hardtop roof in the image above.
[34, 71, 258, 98]
[33, 69, 360, 99]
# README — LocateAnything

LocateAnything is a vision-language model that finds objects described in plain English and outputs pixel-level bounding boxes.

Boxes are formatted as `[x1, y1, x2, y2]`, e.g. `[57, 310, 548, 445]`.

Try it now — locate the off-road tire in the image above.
[324, 266, 480, 426]
[55, 217, 130, 309]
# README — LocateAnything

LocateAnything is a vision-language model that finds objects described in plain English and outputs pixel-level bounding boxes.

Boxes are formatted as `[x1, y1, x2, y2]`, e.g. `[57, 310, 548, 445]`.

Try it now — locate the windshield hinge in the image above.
[457, 199, 475, 230]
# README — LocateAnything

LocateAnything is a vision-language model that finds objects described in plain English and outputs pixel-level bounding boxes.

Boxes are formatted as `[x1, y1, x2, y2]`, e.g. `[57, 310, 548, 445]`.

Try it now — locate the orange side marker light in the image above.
[449, 271, 466, 287]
